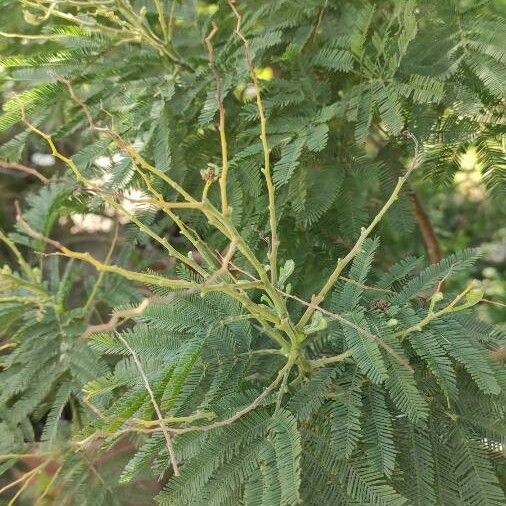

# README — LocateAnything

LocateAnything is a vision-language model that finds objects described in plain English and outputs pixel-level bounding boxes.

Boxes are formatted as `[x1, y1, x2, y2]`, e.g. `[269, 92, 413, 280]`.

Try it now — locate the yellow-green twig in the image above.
[297, 138, 421, 329]
[228, 0, 279, 286]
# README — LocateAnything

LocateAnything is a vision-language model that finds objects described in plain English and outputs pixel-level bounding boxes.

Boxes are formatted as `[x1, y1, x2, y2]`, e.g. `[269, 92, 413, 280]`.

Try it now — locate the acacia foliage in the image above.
[0, 0, 505, 504]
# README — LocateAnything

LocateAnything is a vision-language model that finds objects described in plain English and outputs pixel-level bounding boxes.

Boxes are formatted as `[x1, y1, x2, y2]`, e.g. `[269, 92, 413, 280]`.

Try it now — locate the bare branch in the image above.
[0, 159, 50, 183]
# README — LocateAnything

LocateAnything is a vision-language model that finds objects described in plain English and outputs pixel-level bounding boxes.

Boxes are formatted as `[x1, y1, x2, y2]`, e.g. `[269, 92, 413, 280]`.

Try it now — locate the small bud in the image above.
[200, 164, 219, 182]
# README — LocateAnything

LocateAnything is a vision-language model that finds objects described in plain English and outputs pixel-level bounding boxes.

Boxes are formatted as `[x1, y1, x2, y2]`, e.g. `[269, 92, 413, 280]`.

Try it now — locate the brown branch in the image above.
[411, 191, 442, 264]
[303, 0, 329, 51]
[80, 298, 151, 339]
[0, 159, 50, 183]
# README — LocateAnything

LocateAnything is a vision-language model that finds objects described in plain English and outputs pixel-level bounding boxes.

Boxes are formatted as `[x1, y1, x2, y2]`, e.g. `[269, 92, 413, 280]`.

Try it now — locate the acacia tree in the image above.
[0, 1, 505, 504]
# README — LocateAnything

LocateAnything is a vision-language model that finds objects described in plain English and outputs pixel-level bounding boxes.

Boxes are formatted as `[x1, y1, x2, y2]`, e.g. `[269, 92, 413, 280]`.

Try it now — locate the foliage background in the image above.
[0, 0, 505, 504]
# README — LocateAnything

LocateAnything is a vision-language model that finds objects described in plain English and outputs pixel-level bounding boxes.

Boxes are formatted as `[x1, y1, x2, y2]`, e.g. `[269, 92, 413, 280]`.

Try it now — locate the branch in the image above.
[0, 159, 50, 183]
[0, 228, 37, 282]
[297, 133, 422, 328]
[227, 259, 413, 372]
[394, 282, 480, 341]
[83, 222, 119, 312]
[58, 78, 196, 203]
[338, 275, 395, 294]
[96, 359, 292, 440]
[281, 290, 414, 373]
[19, 0, 193, 70]
[411, 190, 442, 264]
[0, 31, 69, 41]
[80, 297, 150, 340]
[115, 332, 180, 476]
[15, 205, 197, 291]
[309, 350, 353, 369]
[228, 0, 280, 285]
[204, 22, 230, 218]
[57, 78, 289, 321]
[16, 98, 206, 276]
[303, 0, 329, 51]
[77, 240, 271, 341]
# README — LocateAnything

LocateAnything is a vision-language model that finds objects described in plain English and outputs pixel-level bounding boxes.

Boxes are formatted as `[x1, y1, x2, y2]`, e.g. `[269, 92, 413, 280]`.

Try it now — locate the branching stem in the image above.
[228, 0, 279, 285]
[115, 332, 180, 476]
[205, 22, 231, 218]
[297, 137, 421, 328]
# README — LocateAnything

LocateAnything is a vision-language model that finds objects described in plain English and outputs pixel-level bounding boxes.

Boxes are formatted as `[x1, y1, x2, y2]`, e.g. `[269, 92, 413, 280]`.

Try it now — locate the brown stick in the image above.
[0, 160, 50, 183]
[411, 191, 442, 264]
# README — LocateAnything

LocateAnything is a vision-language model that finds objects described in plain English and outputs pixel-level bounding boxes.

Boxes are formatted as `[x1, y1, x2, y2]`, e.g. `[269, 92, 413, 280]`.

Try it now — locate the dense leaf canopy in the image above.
[0, 0, 505, 504]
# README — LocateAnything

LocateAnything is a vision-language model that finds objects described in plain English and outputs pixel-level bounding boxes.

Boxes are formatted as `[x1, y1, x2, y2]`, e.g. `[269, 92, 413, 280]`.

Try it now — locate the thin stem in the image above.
[110, 359, 292, 438]
[0, 342, 16, 352]
[116, 332, 180, 476]
[297, 139, 421, 328]
[59, 78, 196, 203]
[34, 466, 62, 505]
[131, 163, 216, 273]
[204, 22, 230, 218]
[153, 0, 169, 43]
[133, 411, 215, 427]
[278, 288, 414, 373]
[275, 351, 297, 412]
[167, 0, 176, 42]
[228, 0, 279, 285]
[482, 298, 506, 308]
[0, 228, 37, 282]
[17, 102, 204, 275]
[6, 471, 38, 506]
[395, 282, 477, 340]
[0, 159, 50, 183]
[0, 31, 69, 40]
[16, 209, 195, 292]
[338, 275, 395, 294]
[0, 461, 48, 496]
[203, 202, 289, 322]
[309, 350, 353, 369]
[84, 223, 119, 313]
[0, 452, 53, 460]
